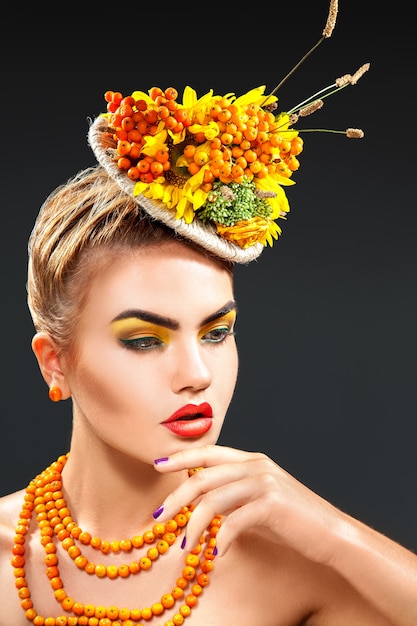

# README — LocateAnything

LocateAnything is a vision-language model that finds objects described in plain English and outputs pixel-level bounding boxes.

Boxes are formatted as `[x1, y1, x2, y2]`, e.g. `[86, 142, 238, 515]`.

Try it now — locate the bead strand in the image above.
[36, 459, 189, 579]
[11, 454, 221, 625]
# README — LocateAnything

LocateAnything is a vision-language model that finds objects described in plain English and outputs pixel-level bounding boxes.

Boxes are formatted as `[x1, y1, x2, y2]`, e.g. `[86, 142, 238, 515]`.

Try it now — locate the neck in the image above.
[61, 435, 186, 537]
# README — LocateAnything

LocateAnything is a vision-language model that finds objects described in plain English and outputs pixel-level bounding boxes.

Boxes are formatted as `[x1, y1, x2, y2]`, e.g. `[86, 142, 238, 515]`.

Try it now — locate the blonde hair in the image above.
[27, 165, 232, 351]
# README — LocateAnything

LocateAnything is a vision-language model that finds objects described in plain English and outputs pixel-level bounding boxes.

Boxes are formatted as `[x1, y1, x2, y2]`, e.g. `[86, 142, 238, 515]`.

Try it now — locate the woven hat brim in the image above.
[88, 116, 264, 264]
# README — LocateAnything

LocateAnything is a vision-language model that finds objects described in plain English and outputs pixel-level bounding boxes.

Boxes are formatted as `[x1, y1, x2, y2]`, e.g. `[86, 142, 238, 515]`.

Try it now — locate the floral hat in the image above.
[88, 0, 369, 263]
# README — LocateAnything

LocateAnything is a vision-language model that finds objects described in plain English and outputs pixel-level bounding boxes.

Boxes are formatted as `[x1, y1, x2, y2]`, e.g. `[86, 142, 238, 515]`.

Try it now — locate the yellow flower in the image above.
[107, 84, 303, 249]
[141, 126, 167, 158]
[188, 120, 220, 141]
[216, 216, 281, 249]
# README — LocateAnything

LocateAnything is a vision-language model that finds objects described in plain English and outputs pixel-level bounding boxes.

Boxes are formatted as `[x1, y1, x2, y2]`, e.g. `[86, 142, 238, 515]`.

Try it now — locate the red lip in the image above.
[161, 403, 213, 438]
[163, 402, 213, 423]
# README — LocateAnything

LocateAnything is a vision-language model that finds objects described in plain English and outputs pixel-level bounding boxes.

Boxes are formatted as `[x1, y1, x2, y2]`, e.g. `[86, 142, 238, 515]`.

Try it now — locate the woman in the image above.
[0, 162, 416, 626]
[1, 9, 417, 622]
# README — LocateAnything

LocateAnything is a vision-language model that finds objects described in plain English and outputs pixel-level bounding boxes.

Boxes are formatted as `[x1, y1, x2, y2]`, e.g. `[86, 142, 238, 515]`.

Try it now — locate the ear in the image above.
[31, 332, 71, 400]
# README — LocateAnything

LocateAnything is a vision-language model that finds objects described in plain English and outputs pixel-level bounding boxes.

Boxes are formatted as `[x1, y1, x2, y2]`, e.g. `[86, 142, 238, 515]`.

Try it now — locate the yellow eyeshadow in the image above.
[110, 318, 171, 343]
[199, 311, 236, 339]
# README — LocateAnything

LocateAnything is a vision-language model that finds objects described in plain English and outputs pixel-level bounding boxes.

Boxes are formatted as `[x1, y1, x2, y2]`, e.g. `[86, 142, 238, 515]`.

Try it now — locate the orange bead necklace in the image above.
[11, 454, 221, 625]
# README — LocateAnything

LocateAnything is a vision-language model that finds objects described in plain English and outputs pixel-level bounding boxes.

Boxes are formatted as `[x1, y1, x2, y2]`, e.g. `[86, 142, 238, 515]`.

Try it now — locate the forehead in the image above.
[81, 241, 234, 322]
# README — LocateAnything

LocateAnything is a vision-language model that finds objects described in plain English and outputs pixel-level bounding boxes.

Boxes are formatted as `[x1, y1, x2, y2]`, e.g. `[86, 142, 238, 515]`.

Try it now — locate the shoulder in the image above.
[0, 489, 26, 572]
[0, 489, 25, 539]
[225, 529, 390, 625]
[0, 490, 29, 626]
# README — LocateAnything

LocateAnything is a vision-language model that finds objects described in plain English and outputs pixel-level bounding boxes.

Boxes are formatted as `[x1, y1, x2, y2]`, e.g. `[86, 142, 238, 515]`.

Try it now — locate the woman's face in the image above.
[60, 241, 238, 463]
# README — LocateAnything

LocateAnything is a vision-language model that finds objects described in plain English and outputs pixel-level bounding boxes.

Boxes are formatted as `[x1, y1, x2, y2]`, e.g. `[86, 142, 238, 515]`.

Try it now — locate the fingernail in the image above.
[181, 535, 187, 550]
[154, 457, 169, 465]
[213, 546, 218, 556]
[152, 505, 164, 519]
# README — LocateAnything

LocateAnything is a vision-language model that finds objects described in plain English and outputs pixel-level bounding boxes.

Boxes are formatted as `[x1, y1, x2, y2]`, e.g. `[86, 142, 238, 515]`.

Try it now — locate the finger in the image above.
[175, 475, 266, 554]
[153, 444, 263, 473]
[153, 454, 268, 522]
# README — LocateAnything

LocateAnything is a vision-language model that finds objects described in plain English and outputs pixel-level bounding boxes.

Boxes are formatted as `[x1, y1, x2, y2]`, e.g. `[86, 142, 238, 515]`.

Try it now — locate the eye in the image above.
[201, 326, 235, 344]
[120, 336, 164, 351]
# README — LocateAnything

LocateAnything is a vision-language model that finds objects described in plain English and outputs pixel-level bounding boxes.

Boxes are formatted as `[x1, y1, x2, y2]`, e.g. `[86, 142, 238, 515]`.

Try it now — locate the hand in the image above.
[153, 444, 343, 564]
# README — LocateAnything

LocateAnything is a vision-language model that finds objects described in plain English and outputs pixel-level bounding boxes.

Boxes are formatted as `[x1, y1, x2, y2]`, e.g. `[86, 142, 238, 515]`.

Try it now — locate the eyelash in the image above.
[202, 327, 235, 344]
[120, 336, 163, 351]
[120, 327, 235, 351]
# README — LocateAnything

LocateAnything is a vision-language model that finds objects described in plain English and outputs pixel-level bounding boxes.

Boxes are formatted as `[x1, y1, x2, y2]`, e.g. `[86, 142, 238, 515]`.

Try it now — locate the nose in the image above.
[170, 339, 212, 394]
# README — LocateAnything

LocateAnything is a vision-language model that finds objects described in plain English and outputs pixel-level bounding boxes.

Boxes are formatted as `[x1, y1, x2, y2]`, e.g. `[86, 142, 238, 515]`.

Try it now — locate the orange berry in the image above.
[134, 100, 147, 112]
[144, 109, 158, 124]
[220, 132, 233, 145]
[193, 132, 206, 143]
[183, 144, 196, 160]
[150, 161, 164, 177]
[119, 103, 134, 119]
[209, 104, 222, 119]
[127, 166, 141, 181]
[255, 164, 269, 178]
[94, 564, 107, 577]
[231, 164, 245, 180]
[249, 160, 263, 174]
[129, 561, 140, 574]
[164, 116, 178, 130]
[203, 169, 214, 183]
[193, 151, 209, 166]
[291, 136, 304, 155]
[243, 149, 257, 163]
[257, 130, 268, 143]
[165, 519, 178, 533]
[219, 162, 232, 177]
[244, 127, 258, 141]
[149, 87, 163, 100]
[140, 556, 152, 570]
[118, 564, 130, 578]
[279, 140, 292, 154]
[154, 95, 167, 106]
[200, 559, 214, 573]
[106, 565, 119, 579]
[116, 140, 131, 156]
[187, 162, 201, 176]
[111, 92, 123, 105]
[158, 105, 170, 119]
[210, 137, 222, 150]
[185, 553, 199, 568]
[172, 586, 184, 599]
[162, 593, 175, 608]
[165, 87, 178, 100]
[166, 99, 178, 111]
[138, 160, 150, 173]
[155, 149, 169, 164]
[117, 157, 131, 171]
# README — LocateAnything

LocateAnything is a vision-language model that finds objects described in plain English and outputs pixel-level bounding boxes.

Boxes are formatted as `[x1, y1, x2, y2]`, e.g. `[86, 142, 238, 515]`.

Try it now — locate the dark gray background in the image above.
[1, 3, 416, 553]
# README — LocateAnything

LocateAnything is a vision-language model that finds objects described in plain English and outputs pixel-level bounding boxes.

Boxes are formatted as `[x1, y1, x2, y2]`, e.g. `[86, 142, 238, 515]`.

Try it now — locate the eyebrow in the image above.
[111, 300, 237, 330]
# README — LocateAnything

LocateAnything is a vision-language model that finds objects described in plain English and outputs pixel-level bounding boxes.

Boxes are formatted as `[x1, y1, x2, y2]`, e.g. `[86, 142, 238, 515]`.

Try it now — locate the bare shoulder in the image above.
[227, 529, 391, 625]
[0, 489, 28, 626]
[0, 489, 25, 541]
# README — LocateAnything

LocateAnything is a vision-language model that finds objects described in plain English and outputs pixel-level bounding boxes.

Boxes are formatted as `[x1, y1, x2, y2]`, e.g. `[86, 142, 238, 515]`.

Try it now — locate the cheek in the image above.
[216, 344, 239, 403]
[67, 348, 162, 424]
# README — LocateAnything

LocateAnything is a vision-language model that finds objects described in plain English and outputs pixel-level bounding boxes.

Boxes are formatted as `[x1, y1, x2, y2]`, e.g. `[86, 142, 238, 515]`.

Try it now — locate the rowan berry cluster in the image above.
[103, 87, 304, 191]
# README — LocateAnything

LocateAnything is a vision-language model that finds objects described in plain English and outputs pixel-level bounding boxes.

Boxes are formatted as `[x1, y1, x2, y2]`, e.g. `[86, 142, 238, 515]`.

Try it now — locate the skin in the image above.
[0, 240, 413, 625]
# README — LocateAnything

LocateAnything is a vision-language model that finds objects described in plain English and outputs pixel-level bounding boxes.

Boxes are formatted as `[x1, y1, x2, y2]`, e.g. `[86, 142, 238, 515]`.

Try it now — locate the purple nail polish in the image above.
[152, 505, 164, 519]
[213, 546, 218, 556]
[154, 457, 169, 465]
[181, 536, 187, 550]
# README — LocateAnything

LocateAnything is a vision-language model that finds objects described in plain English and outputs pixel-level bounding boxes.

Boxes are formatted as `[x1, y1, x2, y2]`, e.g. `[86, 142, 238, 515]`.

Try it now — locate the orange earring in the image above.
[49, 386, 62, 402]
